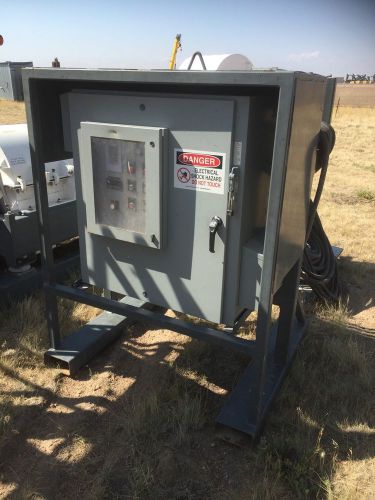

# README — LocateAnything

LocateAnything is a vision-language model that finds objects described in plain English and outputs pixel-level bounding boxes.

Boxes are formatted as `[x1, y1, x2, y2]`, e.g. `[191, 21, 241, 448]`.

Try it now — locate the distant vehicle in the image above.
[345, 73, 374, 84]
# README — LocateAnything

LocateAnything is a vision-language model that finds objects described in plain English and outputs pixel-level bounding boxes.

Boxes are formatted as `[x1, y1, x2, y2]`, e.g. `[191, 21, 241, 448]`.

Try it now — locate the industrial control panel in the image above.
[23, 67, 332, 436]
[78, 122, 164, 248]
[58, 76, 324, 326]
[63, 92, 243, 324]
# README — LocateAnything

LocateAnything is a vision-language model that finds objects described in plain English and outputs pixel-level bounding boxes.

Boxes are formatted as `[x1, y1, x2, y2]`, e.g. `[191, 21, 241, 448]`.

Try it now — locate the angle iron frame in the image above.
[22, 69, 335, 437]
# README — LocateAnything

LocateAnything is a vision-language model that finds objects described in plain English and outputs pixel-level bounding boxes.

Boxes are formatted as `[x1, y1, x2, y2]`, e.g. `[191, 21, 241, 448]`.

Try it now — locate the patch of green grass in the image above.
[0, 399, 12, 436]
[352, 162, 375, 173]
[357, 189, 375, 201]
[314, 299, 349, 325]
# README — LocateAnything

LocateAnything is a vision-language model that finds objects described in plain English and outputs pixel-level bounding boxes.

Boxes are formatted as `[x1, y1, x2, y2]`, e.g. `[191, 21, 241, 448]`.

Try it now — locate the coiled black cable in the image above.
[300, 122, 342, 302]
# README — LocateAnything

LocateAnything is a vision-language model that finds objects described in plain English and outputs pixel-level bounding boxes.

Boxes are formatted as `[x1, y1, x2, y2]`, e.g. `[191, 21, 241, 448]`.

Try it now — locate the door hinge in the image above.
[227, 166, 239, 216]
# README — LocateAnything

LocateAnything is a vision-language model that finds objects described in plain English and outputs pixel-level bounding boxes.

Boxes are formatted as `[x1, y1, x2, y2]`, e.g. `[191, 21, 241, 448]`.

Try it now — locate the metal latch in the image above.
[209, 216, 223, 253]
[227, 166, 239, 216]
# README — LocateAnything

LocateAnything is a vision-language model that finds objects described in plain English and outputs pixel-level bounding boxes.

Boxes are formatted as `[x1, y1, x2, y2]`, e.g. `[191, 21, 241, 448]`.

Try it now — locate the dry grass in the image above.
[0, 99, 27, 124]
[335, 84, 375, 108]
[319, 107, 375, 305]
[0, 103, 374, 499]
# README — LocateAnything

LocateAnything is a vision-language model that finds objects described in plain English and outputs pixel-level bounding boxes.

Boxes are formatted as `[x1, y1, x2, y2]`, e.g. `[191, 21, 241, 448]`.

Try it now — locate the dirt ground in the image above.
[334, 84, 375, 108]
[0, 98, 374, 499]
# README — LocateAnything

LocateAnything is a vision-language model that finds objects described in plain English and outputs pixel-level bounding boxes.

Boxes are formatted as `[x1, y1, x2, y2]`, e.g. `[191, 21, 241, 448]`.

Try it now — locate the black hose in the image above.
[300, 122, 342, 303]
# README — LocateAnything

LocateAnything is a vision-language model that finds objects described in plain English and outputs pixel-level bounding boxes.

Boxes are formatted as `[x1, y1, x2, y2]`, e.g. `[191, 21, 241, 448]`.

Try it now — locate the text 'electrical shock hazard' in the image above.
[174, 149, 226, 194]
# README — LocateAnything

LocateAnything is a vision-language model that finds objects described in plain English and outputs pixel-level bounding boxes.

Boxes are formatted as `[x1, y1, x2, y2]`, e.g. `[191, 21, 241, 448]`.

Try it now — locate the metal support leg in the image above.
[45, 290, 61, 349]
[216, 82, 298, 436]
[216, 259, 307, 437]
[25, 81, 61, 349]
[274, 259, 304, 367]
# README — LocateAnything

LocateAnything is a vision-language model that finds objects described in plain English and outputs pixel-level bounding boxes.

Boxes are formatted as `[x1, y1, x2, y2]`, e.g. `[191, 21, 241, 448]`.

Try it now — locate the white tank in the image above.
[0, 124, 75, 213]
[179, 53, 253, 71]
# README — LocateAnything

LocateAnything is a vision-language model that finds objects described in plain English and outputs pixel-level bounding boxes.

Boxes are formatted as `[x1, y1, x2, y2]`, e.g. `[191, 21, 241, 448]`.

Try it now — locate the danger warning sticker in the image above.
[174, 149, 226, 194]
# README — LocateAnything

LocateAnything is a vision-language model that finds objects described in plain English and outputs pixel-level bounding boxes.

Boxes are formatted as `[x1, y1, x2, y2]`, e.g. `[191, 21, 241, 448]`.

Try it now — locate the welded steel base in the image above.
[216, 315, 306, 436]
[45, 296, 150, 375]
[42, 258, 304, 438]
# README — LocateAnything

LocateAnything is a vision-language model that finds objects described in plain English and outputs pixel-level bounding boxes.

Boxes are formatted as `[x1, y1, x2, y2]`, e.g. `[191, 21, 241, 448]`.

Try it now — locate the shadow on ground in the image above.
[337, 256, 375, 319]
[0, 285, 374, 499]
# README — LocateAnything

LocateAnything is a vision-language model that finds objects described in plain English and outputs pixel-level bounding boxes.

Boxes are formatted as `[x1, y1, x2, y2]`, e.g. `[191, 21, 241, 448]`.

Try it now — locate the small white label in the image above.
[233, 141, 242, 166]
[174, 149, 226, 194]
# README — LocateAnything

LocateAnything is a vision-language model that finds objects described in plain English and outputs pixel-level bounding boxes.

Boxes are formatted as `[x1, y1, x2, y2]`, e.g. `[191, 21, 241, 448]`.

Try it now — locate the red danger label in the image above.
[176, 151, 222, 169]
[174, 148, 226, 194]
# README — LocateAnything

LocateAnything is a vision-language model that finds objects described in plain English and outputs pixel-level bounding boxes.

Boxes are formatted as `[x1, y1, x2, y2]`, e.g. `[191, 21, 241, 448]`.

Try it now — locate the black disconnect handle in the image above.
[209, 216, 223, 253]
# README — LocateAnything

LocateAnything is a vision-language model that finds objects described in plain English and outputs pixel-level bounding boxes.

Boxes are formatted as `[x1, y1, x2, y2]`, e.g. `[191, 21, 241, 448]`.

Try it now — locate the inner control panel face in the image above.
[79, 122, 165, 248]
[65, 92, 241, 324]
[91, 137, 146, 233]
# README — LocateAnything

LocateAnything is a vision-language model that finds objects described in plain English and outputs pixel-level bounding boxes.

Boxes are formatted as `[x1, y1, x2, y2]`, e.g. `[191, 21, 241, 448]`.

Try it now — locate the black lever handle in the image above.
[209, 216, 223, 253]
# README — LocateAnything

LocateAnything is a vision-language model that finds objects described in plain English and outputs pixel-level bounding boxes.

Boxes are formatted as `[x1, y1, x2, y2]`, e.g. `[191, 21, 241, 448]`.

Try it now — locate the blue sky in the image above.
[1, 0, 374, 76]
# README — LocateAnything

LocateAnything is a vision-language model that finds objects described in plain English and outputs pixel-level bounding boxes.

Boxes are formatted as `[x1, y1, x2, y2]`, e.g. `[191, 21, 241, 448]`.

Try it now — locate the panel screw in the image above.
[149, 141, 155, 148]
[139, 104, 145, 111]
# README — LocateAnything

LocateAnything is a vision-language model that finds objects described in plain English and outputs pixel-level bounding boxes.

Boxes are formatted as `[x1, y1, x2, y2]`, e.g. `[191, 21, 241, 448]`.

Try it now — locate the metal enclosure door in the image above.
[78, 122, 165, 249]
[67, 93, 238, 323]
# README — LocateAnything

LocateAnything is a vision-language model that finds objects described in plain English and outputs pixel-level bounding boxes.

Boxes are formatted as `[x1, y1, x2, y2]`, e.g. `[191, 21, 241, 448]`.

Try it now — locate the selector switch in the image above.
[110, 200, 119, 211]
[127, 161, 136, 175]
[128, 198, 136, 211]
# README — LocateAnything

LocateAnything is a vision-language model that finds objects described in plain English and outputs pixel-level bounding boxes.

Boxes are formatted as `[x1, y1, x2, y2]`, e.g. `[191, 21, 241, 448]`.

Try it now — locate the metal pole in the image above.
[23, 79, 61, 348]
[249, 80, 296, 423]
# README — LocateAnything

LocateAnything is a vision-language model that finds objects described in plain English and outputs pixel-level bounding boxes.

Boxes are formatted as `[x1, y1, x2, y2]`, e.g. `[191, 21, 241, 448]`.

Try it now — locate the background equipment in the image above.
[0, 61, 33, 100]
[168, 34, 182, 70]
[0, 124, 77, 299]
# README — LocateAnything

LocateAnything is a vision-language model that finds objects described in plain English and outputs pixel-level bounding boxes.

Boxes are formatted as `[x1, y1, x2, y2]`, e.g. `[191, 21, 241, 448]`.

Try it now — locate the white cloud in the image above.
[288, 51, 320, 62]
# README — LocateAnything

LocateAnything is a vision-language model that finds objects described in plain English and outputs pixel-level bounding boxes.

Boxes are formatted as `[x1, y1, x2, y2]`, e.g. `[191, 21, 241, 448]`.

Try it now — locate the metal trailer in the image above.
[22, 68, 336, 437]
[0, 61, 33, 100]
[0, 124, 78, 301]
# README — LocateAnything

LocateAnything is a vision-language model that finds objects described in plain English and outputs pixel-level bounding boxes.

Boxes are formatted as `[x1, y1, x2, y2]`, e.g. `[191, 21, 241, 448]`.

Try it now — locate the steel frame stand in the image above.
[22, 70, 331, 438]
[43, 257, 306, 438]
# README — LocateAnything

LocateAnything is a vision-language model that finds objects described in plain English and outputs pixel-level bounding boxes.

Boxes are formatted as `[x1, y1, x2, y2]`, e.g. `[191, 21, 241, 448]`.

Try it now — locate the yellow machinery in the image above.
[169, 34, 181, 70]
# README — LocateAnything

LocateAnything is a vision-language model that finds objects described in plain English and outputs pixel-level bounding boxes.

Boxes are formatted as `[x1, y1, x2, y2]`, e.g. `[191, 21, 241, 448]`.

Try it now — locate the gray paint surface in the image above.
[65, 91, 248, 323]
[21, 68, 329, 327]
[0, 62, 32, 100]
[274, 78, 326, 291]
[78, 121, 165, 248]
